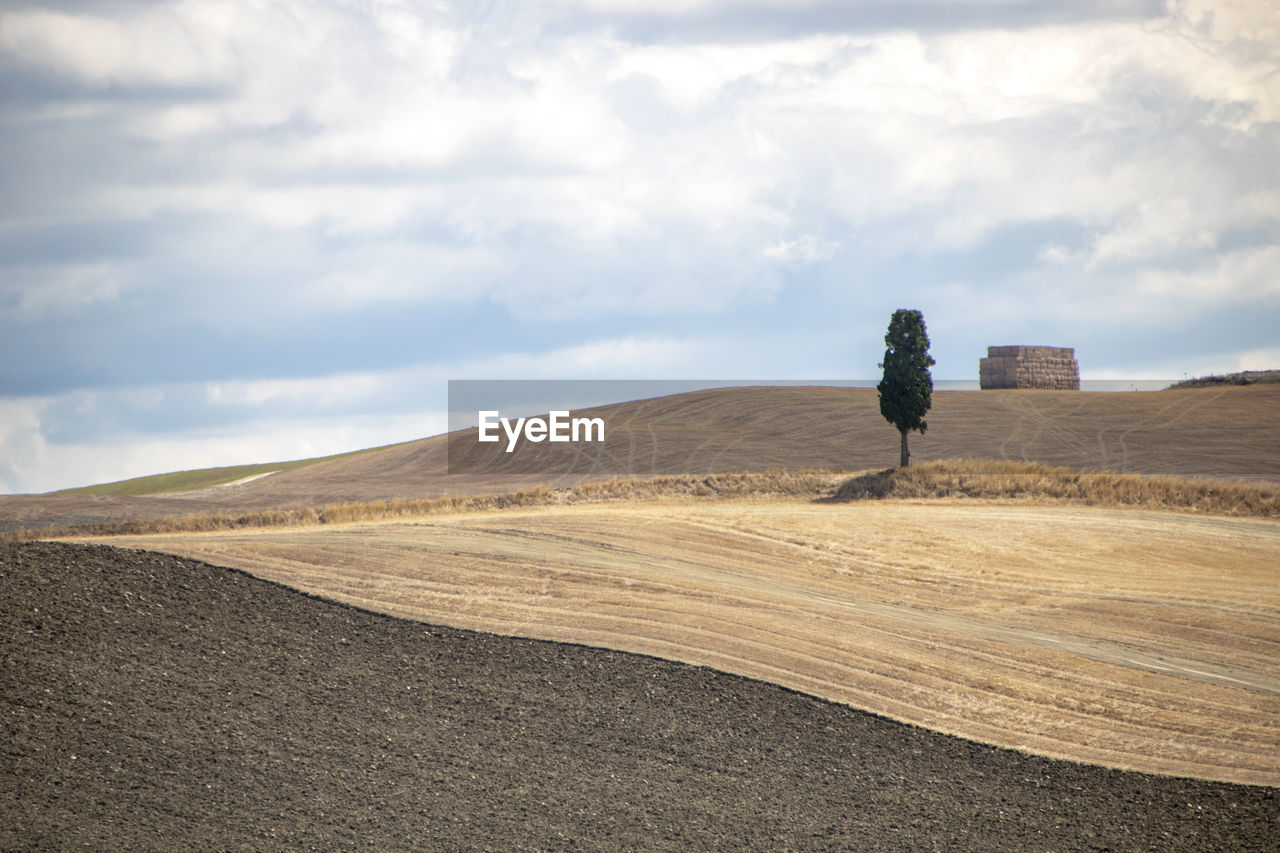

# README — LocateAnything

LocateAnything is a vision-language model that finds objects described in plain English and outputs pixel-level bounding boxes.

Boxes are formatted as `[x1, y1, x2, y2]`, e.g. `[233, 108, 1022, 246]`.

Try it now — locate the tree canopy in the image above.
[876, 309, 935, 467]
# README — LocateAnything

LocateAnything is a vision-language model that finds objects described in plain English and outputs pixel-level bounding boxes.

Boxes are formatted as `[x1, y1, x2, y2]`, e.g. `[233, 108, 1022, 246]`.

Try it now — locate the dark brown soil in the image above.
[3, 542, 1276, 851]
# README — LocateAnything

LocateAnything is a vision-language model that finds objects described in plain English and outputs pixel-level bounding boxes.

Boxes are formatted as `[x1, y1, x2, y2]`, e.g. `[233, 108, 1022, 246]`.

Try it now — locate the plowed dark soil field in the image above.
[4, 541, 1276, 851]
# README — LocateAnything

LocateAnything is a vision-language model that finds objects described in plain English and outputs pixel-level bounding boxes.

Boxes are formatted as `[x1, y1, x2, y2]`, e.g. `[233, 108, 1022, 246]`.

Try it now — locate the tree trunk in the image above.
[899, 428, 910, 467]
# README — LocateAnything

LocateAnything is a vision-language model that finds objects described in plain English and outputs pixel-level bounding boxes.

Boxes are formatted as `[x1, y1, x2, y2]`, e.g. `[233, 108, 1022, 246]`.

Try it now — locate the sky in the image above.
[1, 0, 1278, 494]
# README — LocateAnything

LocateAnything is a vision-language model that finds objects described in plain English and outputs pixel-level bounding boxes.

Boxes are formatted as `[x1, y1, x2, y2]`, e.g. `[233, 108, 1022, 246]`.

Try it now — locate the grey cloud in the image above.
[539, 0, 1165, 43]
[37, 370, 438, 446]
[40, 384, 224, 444]
[1, 0, 1275, 398]
[0, 220, 157, 265]
[0, 63, 232, 104]
[0, 1, 168, 9]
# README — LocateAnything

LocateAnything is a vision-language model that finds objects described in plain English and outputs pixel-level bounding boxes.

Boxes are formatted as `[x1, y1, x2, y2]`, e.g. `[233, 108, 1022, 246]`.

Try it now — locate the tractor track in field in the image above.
[4, 540, 1277, 851]
[85, 499, 1280, 789]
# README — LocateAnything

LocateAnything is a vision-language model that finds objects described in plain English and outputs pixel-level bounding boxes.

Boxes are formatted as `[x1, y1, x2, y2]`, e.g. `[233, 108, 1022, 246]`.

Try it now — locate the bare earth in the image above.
[6, 383, 1280, 847]
[90, 497, 1280, 787]
[8, 541, 1276, 851]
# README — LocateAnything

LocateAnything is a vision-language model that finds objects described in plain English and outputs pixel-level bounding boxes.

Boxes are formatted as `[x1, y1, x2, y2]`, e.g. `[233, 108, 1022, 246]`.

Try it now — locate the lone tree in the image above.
[876, 309, 936, 467]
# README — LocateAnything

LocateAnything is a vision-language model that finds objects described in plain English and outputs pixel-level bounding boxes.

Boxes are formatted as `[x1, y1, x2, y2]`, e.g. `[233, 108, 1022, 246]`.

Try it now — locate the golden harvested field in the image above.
[24, 384, 1280, 795]
[89, 496, 1280, 787]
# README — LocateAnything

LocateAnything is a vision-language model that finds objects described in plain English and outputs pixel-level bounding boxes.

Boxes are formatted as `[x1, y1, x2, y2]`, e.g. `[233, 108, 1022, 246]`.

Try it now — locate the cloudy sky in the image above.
[1, 0, 1277, 493]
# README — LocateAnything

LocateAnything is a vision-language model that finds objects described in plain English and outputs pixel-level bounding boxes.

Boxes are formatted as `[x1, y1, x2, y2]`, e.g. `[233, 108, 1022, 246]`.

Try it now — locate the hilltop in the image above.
[7, 383, 1278, 845]
[2, 383, 1278, 533]
[1170, 369, 1280, 388]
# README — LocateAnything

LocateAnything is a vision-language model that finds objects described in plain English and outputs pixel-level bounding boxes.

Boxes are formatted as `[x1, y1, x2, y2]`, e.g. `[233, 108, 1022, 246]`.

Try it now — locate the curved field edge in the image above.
[7, 541, 1277, 851]
[13, 459, 1279, 540]
[83, 497, 1280, 788]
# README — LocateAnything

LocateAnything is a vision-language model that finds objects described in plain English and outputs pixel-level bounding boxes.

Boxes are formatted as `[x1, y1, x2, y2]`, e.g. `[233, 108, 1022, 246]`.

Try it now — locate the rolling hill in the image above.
[3, 383, 1279, 533]
[8, 540, 1275, 850]
[6, 383, 1280, 846]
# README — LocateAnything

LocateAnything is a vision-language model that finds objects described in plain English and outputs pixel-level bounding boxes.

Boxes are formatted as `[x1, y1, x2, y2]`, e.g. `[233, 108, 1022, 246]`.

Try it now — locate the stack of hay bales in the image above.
[979, 346, 1080, 390]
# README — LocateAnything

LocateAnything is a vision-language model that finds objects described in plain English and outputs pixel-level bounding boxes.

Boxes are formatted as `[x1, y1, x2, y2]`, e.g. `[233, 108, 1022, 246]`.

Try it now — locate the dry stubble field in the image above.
[6, 384, 1278, 532]
[90, 494, 1280, 788]
[9, 384, 1280, 848]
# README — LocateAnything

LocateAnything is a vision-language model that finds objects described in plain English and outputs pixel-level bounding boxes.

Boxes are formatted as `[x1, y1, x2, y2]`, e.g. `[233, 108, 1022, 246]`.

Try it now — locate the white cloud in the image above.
[0, 403, 446, 495]
[763, 234, 840, 264]
[1169, 0, 1280, 124]
[1083, 344, 1280, 383]
[299, 242, 504, 306]
[12, 0, 1276, 302]
[1037, 244, 1074, 264]
[1238, 347, 1280, 371]
[2, 1, 1279, 490]
[0, 7, 237, 88]
[476, 335, 714, 376]
[1088, 198, 1216, 266]
[564, 0, 720, 12]
[0, 333, 727, 493]
[1132, 244, 1280, 307]
[979, 243, 1280, 331]
[204, 371, 393, 411]
[2, 261, 131, 319]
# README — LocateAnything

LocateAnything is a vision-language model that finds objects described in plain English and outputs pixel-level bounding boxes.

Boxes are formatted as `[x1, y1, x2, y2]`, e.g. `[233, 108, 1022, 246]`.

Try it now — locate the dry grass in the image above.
[7, 383, 1278, 535]
[828, 459, 1280, 517]
[1170, 369, 1280, 388]
[81, 499, 1280, 787]
[7, 469, 847, 540]
[12, 460, 1276, 541]
[21, 385, 1280, 792]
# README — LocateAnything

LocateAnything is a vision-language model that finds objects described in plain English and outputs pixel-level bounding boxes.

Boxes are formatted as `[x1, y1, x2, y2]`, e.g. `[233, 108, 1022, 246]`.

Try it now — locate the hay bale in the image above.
[979, 346, 1080, 390]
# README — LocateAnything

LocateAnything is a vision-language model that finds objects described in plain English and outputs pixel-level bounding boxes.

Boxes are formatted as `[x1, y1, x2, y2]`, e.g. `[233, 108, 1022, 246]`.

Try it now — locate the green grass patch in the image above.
[54, 441, 412, 497]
